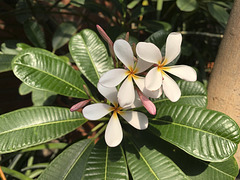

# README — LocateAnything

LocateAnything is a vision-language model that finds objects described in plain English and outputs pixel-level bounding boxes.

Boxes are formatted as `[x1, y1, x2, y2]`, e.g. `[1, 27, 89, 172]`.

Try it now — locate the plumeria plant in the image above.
[0, 24, 239, 180]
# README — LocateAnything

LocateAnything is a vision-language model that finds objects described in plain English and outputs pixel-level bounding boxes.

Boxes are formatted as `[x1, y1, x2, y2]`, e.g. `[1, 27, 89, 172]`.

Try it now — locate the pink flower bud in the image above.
[137, 89, 156, 115]
[96, 25, 116, 67]
[70, 99, 91, 112]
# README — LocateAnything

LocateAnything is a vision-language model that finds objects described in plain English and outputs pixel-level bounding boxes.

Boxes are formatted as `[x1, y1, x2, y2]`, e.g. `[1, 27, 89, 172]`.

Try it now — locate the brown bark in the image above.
[207, 0, 240, 167]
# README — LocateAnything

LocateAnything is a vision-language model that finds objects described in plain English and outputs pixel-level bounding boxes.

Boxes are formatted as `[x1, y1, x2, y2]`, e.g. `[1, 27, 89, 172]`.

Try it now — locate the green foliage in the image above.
[69, 29, 113, 87]
[0, 106, 87, 153]
[12, 48, 88, 98]
[0, 0, 238, 179]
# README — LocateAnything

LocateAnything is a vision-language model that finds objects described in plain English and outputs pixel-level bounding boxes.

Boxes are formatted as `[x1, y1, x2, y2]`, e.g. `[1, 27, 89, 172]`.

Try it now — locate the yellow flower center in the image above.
[126, 67, 138, 80]
[109, 104, 123, 118]
[157, 58, 170, 74]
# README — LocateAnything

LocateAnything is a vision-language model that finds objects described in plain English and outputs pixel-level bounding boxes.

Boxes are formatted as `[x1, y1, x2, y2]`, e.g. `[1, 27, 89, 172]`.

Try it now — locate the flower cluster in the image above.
[72, 26, 197, 147]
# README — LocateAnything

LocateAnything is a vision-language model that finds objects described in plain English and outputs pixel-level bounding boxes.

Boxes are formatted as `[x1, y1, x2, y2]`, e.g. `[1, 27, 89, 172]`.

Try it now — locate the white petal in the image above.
[114, 39, 134, 69]
[134, 76, 162, 98]
[105, 114, 123, 147]
[165, 32, 182, 65]
[145, 67, 162, 91]
[136, 42, 162, 64]
[97, 83, 118, 105]
[127, 90, 142, 108]
[82, 103, 112, 120]
[162, 73, 181, 102]
[118, 77, 135, 108]
[99, 69, 127, 87]
[165, 65, 197, 81]
[134, 58, 153, 73]
[120, 111, 148, 130]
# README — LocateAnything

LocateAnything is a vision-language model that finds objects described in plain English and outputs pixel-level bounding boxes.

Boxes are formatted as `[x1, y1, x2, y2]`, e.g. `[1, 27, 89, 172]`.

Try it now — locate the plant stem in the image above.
[93, 124, 107, 140]
[0, 166, 7, 180]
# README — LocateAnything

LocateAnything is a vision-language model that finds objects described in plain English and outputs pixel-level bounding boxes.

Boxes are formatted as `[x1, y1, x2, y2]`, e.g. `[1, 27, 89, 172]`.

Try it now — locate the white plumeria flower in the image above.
[99, 39, 162, 108]
[82, 83, 148, 147]
[136, 32, 197, 102]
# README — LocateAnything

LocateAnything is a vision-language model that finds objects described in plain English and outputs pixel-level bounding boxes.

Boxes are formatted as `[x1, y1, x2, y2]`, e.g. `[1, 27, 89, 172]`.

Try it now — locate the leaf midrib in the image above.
[0, 118, 85, 136]
[76, 33, 99, 85]
[149, 119, 236, 143]
[13, 61, 86, 96]
[131, 142, 160, 180]
[64, 139, 94, 180]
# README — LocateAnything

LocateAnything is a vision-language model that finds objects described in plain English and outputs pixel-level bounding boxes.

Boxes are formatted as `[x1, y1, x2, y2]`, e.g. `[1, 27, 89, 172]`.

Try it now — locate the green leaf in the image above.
[0, 106, 87, 153]
[38, 139, 94, 180]
[176, 0, 198, 12]
[145, 29, 169, 49]
[127, 127, 239, 180]
[83, 138, 128, 179]
[1, 166, 32, 180]
[149, 105, 240, 162]
[208, 3, 229, 27]
[23, 19, 46, 48]
[69, 29, 113, 86]
[125, 127, 189, 180]
[17, 43, 31, 51]
[70, 0, 85, 7]
[21, 142, 67, 152]
[188, 157, 239, 180]
[0, 54, 15, 72]
[52, 22, 77, 51]
[12, 48, 88, 99]
[153, 81, 207, 108]
[19, 82, 32, 95]
[127, 0, 141, 9]
[32, 89, 56, 106]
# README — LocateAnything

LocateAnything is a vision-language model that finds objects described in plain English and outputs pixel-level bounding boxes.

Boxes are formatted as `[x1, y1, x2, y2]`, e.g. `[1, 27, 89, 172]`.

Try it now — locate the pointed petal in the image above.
[105, 114, 123, 147]
[165, 32, 182, 65]
[114, 39, 134, 69]
[136, 42, 162, 64]
[134, 76, 162, 98]
[165, 65, 197, 81]
[134, 58, 153, 73]
[82, 103, 112, 120]
[145, 67, 162, 91]
[120, 111, 148, 130]
[97, 83, 118, 105]
[118, 77, 135, 108]
[162, 73, 181, 102]
[99, 69, 127, 87]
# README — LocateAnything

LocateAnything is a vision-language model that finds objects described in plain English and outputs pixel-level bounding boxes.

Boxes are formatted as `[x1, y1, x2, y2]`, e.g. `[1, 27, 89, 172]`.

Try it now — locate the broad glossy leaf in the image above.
[126, 127, 239, 180]
[38, 139, 94, 180]
[0, 106, 87, 153]
[145, 29, 168, 49]
[83, 138, 128, 179]
[208, 3, 229, 27]
[52, 22, 77, 51]
[32, 89, 56, 106]
[22, 143, 67, 152]
[176, 0, 198, 12]
[12, 48, 88, 99]
[149, 105, 240, 162]
[125, 127, 188, 180]
[69, 29, 113, 86]
[17, 43, 31, 51]
[189, 157, 239, 180]
[23, 19, 46, 48]
[152, 81, 207, 108]
[0, 54, 15, 72]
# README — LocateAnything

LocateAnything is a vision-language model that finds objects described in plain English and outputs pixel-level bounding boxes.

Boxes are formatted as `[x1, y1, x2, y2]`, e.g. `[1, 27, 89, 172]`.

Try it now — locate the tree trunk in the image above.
[207, 0, 240, 167]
